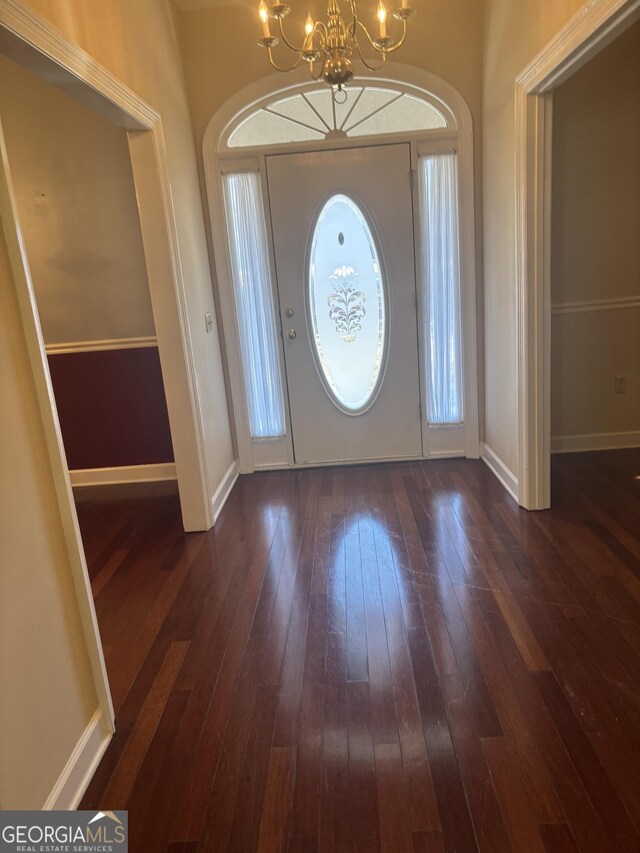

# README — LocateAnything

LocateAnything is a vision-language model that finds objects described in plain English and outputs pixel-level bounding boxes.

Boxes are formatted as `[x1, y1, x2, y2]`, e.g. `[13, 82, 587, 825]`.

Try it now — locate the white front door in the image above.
[266, 144, 422, 465]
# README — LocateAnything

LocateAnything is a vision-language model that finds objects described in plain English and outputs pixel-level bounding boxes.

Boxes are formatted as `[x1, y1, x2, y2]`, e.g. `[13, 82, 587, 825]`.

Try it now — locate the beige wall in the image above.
[10, 0, 234, 497]
[174, 0, 486, 444]
[0, 227, 98, 808]
[482, 0, 586, 473]
[551, 21, 640, 441]
[551, 310, 640, 440]
[0, 58, 154, 345]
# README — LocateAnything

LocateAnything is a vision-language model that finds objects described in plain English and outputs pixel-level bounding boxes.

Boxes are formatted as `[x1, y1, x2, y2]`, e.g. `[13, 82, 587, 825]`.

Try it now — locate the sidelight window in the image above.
[222, 171, 285, 438]
[418, 152, 463, 424]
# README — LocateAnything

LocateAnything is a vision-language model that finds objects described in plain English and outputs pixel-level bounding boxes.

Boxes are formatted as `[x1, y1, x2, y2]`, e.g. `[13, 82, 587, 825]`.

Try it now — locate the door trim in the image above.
[203, 64, 479, 472]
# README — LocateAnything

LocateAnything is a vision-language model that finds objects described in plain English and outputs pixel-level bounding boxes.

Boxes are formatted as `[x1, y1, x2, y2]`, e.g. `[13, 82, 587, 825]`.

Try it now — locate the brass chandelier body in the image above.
[257, 0, 414, 89]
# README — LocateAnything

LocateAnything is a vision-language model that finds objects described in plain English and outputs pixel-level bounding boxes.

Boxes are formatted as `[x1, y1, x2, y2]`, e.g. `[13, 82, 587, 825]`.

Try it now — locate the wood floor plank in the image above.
[127, 688, 192, 853]
[538, 823, 580, 853]
[344, 507, 369, 683]
[102, 640, 189, 807]
[288, 594, 327, 843]
[481, 737, 546, 853]
[407, 625, 479, 852]
[374, 742, 414, 853]
[196, 650, 268, 853]
[359, 510, 398, 746]
[319, 630, 349, 853]
[225, 684, 279, 852]
[440, 673, 513, 853]
[257, 746, 297, 853]
[374, 499, 442, 835]
[346, 680, 380, 851]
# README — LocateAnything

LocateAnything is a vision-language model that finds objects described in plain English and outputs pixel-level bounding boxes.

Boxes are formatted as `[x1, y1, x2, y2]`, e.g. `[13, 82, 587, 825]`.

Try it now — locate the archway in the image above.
[203, 64, 479, 473]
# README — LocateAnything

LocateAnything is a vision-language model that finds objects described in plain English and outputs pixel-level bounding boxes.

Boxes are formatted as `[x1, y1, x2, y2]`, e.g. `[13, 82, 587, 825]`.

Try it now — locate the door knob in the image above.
[287, 329, 297, 340]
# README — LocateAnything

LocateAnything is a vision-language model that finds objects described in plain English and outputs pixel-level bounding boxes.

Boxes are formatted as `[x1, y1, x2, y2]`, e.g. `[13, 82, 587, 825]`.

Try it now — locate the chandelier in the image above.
[257, 0, 414, 91]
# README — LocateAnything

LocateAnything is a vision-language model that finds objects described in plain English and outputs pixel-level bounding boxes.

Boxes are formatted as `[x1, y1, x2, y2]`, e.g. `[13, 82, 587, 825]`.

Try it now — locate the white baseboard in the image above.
[425, 450, 466, 459]
[480, 442, 519, 502]
[43, 709, 112, 810]
[70, 462, 177, 487]
[211, 460, 239, 523]
[551, 431, 640, 454]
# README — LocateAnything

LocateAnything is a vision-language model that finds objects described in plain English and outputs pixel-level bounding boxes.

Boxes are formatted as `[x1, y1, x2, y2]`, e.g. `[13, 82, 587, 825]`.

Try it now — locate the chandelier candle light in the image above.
[257, 0, 414, 90]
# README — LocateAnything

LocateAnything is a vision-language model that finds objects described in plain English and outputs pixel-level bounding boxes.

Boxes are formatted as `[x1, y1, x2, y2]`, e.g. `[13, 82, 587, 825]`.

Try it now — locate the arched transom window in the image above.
[226, 85, 449, 149]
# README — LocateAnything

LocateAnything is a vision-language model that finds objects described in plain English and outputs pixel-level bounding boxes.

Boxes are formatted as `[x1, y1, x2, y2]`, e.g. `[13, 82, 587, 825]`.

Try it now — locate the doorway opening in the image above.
[515, 0, 640, 510]
[203, 66, 480, 473]
[550, 20, 640, 503]
[0, 57, 177, 491]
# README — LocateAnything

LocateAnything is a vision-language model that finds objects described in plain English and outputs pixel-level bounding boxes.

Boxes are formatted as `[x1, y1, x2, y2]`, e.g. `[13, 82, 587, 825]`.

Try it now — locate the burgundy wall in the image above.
[48, 346, 174, 470]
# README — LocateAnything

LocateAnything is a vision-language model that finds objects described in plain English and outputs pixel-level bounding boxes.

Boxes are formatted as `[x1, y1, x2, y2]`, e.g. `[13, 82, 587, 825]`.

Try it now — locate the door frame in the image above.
[203, 63, 480, 473]
[515, 0, 640, 509]
[0, 0, 216, 731]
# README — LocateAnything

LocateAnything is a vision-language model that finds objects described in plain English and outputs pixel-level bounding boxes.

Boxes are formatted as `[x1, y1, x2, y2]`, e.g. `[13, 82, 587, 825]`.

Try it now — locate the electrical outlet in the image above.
[614, 376, 626, 394]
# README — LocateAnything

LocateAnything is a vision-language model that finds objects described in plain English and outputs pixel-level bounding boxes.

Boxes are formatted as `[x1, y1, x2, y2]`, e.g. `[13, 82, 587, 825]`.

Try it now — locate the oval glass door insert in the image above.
[308, 194, 387, 413]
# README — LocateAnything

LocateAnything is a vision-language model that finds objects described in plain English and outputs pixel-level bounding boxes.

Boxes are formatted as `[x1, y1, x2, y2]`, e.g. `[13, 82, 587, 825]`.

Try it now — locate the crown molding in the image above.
[0, 0, 159, 129]
[517, 0, 640, 93]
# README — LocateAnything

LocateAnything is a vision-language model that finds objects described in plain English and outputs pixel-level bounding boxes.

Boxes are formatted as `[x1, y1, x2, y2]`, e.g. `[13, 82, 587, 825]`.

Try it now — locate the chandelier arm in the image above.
[355, 18, 379, 49]
[379, 18, 408, 52]
[348, 0, 358, 38]
[355, 38, 387, 71]
[355, 17, 407, 54]
[308, 26, 326, 53]
[314, 21, 328, 40]
[266, 46, 305, 72]
[277, 17, 305, 53]
[308, 60, 325, 81]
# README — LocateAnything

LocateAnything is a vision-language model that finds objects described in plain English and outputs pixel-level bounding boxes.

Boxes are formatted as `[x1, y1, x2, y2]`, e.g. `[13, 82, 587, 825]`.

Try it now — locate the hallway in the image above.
[78, 452, 640, 852]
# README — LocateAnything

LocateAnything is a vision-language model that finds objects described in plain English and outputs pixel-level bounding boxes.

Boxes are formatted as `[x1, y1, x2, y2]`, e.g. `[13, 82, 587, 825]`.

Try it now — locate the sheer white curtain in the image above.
[418, 152, 463, 424]
[222, 172, 285, 438]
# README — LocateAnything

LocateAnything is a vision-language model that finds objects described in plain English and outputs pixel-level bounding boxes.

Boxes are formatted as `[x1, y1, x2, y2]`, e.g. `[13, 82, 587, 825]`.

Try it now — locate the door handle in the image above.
[287, 329, 297, 340]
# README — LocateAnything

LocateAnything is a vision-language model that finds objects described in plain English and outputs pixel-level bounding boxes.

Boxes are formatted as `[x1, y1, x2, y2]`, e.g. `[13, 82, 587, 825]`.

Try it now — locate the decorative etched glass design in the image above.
[308, 195, 386, 412]
[227, 87, 447, 148]
[328, 265, 366, 343]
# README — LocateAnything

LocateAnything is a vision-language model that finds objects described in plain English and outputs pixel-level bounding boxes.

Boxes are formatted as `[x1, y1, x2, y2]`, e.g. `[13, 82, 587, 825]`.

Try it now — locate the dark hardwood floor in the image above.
[78, 450, 640, 852]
